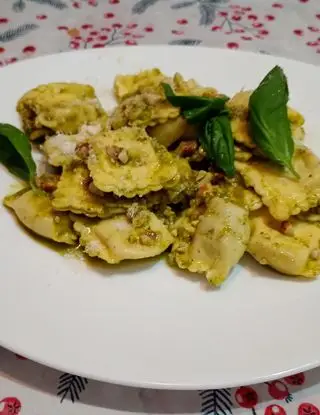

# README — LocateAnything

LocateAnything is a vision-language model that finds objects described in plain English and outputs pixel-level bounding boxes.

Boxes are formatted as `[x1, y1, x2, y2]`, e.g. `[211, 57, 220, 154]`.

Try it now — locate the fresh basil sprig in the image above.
[162, 83, 228, 123]
[201, 115, 235, 177]
[249, 66, 298, 177]
[0, 123, 36, 184]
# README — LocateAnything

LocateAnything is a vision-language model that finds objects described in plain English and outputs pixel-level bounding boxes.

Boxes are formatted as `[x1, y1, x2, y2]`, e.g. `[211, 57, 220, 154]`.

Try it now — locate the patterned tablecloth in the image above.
[1, 0, 320, 414]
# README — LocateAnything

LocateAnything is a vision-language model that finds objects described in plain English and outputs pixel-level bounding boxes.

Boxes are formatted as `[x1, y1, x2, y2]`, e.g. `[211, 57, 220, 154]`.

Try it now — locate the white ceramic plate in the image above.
[0, 46, 320, 390]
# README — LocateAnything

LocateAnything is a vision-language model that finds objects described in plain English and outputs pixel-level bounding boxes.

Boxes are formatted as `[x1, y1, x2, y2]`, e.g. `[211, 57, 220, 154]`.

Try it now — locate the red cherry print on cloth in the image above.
[72, 1, 81, 8]
[316, 14, 320, 20]
[266, 381, 290, 400]
[227, 42, 239, 49]
[125, 40, 137, 45]
[0, 47, 5, 54]
[307, 41, 319, 47]
[82, 24, 93, 29]
[22, 45, 36, 54]
[308, 26, 319, 33]
[265, 404, 287, 415]
[58, 25, 68, 31]
[112, 23, 122, 28]
[144, 26, 153, 32]
[284, 372, 305, 385]
[294, 29, 304, 36]
[235, 386, 258, 414]
[109, 0, 119, 3]
[92, 44, 105, 48]
[211, 26, 221, 31]
[5, 58, 17, 64]
[126, 23, 137, 29]
[0, 18, 9, 24]
[36, 14, 47, 20]
[299, 403, 320, 415]
[0, 397, 22, 415]
[177, 18, 188, 25]
[272, 3, 283, 8]
[70, 41, 80, 49]
[265, 15, 275, 21]
[248, 14, 258, 21]
[104, 12, 114, 18]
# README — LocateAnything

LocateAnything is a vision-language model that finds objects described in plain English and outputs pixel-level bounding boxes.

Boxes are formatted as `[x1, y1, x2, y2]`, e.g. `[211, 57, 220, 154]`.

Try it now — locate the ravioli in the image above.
[4, 67, 320, 287]
[170, 195, 250, 286]
[73, 208, 173, 264]
[111, 71, 218, 129]
[114, 68, 166, 101]
[236, 147, 320, 221]
[4, 189, 77, 244]
[114, 69, 218, 102]
[43, 124, 101, 167]
[52, 164, 131, 218]
[227, 90, 305, 148]
[148, 116, 188, 147]
[165, 157, 194, 203]
[213, 178, 263, 212]
[87, 127, 179, 197]
[17, 82, 107, 140]
[248, 208, 320, 278]
[109, 93, 180, 129]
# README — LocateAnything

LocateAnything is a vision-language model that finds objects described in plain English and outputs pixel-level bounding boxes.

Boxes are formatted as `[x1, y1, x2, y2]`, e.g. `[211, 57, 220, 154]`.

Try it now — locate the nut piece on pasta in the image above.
[73, 209, 173, 264]
[17, 83, 107, 140]
[4, 189, 77, 245]
[87, 127, 180, 198]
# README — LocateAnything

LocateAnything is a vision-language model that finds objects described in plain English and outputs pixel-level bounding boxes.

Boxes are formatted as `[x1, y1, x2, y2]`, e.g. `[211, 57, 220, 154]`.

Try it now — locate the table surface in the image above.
[1, 0, 320, 414]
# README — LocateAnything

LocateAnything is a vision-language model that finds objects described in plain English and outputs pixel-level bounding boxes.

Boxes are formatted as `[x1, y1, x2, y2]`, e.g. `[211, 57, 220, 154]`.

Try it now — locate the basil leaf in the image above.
[249, 66, 298, 177]
[162, 83, 228, 111]
[200, 115, 235, 177]
[183, 105, 214, 124]
[0, 123, 36, 183]
[162, 83, 213, 109]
